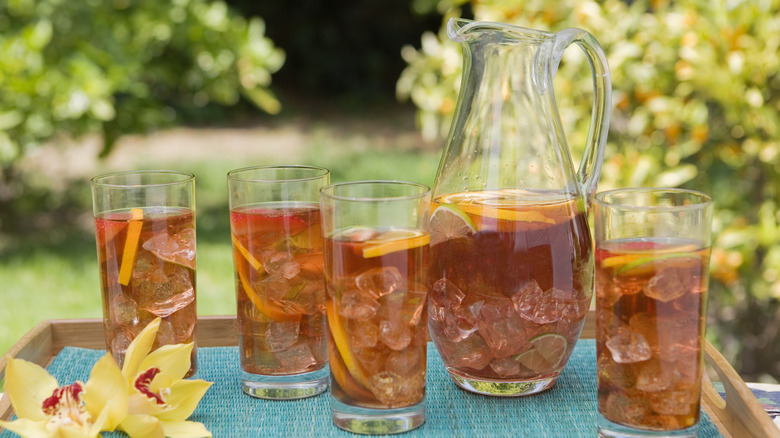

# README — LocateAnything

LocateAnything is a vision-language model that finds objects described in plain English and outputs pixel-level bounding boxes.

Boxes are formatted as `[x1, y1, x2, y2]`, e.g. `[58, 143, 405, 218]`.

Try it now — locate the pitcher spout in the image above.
[447, 18, 553, 43]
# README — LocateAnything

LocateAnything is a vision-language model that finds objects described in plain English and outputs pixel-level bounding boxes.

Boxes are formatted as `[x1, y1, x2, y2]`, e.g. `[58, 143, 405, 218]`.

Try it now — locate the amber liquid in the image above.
[231, 203, 327, 375]
[95, 207, 197, 375]
[324, 227, 428, 409]
[428, 191, 592, 381]
[595, 238, 709, 431]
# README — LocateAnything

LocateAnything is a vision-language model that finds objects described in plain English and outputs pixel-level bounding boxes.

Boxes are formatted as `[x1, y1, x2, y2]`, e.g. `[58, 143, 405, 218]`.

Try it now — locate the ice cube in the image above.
[257, 275, 290, 301]
[348, 319, 379, 348]
[477, 301, 531, 357]
[274, 341, 316, 373]
[644, 265, 698, 303]
[356, 266, 403, 299]
[379, 320, 412, 351]
[430, 278, 465, 307]
[369, 371, 404, 407]
[606, 331, 653, 363]
[441, 302, 480, 342]
[261, 251, 301, 280]
[490, 357, 521, 378]
[386, 348, 422, 377]
[513, 281, 562, 324]
[648, 390, 694, 416]
[112, 294, 139, 326]
[136, 267, 195, 318]
[354, 347, 385, 375]
[437, 333, 493, 371]
[602, 391, 652, 427]
[338, 289, 380, 320]
[401, 287, 427, 327]
[265, 321, 300, 352]
[597, 351, 637, 389]
[635, 359, 672, 392]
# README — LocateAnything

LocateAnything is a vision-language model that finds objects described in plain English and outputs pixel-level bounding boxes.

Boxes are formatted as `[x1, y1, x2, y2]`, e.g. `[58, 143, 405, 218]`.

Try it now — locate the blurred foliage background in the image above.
[1, 0, 779, 383]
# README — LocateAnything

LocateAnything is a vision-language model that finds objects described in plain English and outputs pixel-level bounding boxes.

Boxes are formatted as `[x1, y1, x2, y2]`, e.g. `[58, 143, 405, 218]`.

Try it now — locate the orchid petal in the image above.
[155, 380, 212, 422]
[128, 393, 170, 417]
[83, 354, 128, 431]
[85, 403, 111, 437]
[4, 358, 59, 421]
[61, 423, 98, 438]
[122, 318, 161, 381]
[0, 418, 54, 438]
[139, 343, 193, 382]
[160, 420, 213, 438]
[120, 413, 165, 438]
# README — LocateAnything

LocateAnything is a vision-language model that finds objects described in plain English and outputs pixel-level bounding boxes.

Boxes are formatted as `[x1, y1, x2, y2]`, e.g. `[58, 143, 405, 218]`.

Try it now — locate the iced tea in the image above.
[324, 227, 428, 409]
[595, 239, 709, 431]
[95, 207, 197, 375]
[231, 203, 327, 376]
[428, 190, 592, 393]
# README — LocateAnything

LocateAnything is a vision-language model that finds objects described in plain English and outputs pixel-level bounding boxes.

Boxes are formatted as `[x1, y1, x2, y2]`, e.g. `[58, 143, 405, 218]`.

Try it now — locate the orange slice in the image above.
[362, 230, 429, 258]
[456, 203, 555, 224]
[325, 300, 370, 388]
[231, 233, 263, 271]
[119, 208, 144, 286]
[234, 253, 302, 322]
[327, 332, 375, 402]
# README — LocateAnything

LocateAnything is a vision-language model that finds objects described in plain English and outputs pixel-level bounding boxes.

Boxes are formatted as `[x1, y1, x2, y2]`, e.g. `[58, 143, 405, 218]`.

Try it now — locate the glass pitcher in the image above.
[428, 18, 611, 396]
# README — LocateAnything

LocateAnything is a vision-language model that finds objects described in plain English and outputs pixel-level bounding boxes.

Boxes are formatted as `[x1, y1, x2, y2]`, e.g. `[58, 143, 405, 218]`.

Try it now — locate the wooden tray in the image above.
[0, 312, 777, 437]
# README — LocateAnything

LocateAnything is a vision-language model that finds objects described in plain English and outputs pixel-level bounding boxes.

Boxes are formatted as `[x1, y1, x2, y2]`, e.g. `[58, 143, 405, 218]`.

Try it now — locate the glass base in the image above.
[447, 367, 559, 396]
[241, 367, 329, 400]
[598, 415, 699, 438]
[331, 398, 425, 435]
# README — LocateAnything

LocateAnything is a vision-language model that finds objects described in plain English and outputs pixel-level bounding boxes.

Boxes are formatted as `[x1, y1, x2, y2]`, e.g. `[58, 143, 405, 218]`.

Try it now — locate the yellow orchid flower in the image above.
[118, 318, 213, 438]
[0, 352, 128, 438]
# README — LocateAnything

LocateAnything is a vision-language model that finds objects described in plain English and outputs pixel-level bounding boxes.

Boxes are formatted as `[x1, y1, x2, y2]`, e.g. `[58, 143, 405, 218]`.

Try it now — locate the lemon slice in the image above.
[119, 208, 144, 286]
[362, 229, 429, 258]
[600, 255, 644, 269]
[515, 333, 568, 372]
[429, 204, 476, 246]
[457, 203, 555, 224]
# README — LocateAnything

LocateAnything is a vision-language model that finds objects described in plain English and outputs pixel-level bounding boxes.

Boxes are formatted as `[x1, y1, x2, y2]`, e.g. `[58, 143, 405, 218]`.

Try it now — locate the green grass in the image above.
[0, 141, 440, 359]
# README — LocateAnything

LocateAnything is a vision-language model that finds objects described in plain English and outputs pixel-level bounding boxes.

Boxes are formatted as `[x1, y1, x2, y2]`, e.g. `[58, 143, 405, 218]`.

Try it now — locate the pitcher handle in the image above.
[552, 28, 612, 203]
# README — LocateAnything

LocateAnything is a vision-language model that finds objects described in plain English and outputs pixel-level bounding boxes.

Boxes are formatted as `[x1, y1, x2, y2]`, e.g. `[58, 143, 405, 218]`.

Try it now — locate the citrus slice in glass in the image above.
[362, 229, 429, 258]
[119, 208, 144, 286]
[617, 252, 702, 277]
[515, 333, 568, 373]
[429, 204, 476, 246]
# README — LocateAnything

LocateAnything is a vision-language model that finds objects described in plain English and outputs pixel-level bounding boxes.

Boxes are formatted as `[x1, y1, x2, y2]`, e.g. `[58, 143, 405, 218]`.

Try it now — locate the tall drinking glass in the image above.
[594, 188, 713, 438]
[320, 181, 430, 435]
[228, 165, 330, 399]
[91, 170, 198, 376]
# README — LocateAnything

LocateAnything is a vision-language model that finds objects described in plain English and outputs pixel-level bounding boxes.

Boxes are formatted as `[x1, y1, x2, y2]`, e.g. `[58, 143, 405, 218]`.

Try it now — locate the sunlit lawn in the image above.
[0, 127, 440, 360]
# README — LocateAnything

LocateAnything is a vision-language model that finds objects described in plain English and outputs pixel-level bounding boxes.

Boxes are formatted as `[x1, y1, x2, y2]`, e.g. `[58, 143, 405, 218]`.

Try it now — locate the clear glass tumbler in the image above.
[594, 188, 713, 438]
[228, 165, 330, 399]
[320, 181, 430, 435]
[91, 170, 198, 376]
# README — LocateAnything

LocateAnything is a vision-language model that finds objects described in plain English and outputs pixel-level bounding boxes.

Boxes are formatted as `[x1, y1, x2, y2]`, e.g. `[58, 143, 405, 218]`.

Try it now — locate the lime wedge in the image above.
[515, 333, 568, 372]
[617, 252, 701, 276]
[430, 204, 477, 246]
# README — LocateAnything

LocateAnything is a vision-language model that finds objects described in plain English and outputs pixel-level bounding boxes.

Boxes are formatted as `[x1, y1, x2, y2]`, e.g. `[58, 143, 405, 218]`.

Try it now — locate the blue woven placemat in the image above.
[1, 340, 723, 437]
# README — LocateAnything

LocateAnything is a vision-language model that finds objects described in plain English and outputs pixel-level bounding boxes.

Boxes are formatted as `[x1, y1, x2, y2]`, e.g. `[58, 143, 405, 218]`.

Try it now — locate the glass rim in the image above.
[91, 170, 194, 188]
[594, 187, 712, 212]
[320, 180, 431, 202]
[227, 165, 330, 183]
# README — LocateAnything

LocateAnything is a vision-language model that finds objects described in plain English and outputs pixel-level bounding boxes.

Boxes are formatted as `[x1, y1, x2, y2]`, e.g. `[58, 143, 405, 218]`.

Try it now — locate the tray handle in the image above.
[702, 339, 780, 438]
